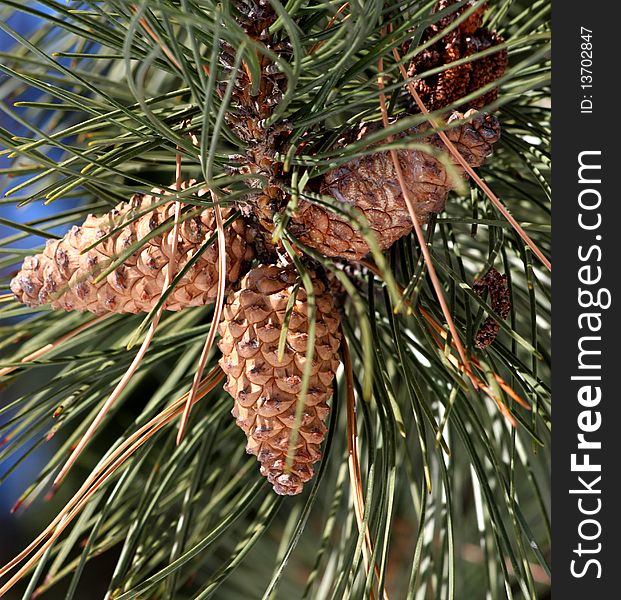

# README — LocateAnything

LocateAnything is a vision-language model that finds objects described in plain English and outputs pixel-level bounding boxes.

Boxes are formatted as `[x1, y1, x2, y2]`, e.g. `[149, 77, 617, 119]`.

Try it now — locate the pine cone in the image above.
[473, 267, 511, 348]
[10, 182, 254, 315]
[405, 0, 508, 112]
[291, 110, 500, 261]
[218, 264, 341, 495]
[231, 0, 278, 39]
[218, 2, 292, 260]
[218, 2, 290, 144]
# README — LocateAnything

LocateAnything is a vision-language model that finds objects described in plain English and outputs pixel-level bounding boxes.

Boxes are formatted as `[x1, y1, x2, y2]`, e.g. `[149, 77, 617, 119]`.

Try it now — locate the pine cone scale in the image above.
[218, 264, 341, 495]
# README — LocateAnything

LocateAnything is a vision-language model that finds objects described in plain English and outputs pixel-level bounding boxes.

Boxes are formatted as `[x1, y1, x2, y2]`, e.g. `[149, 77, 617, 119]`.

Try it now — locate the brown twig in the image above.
[424, 320, 517, 425]
[176, 190, 228, 444]
[309, 3, 350, 55]
[53, 154, 185, 487]
[0, 314, 111, 379]
[391, 45, 551, 272]
[131, 4, 182, 72]
[342, 333, 390, 600]
[418, 306, 529, 410]
[0, 369, 224, 595]
[360, 258, 528, 422]
[376, 57, 476, 389]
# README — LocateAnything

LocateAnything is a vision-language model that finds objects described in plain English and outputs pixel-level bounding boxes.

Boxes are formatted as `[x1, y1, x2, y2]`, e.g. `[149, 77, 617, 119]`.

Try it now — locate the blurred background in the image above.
[0, 10, 113, 599]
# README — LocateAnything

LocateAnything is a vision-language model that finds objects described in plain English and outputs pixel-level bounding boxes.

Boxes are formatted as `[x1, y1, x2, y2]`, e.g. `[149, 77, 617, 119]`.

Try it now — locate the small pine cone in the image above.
[473, 267, 511, 349]
[11, 182, 254, 315]
[405, 0, 508, 113]
[231, 0, 278, 39]
[291, 110, 500, 261]
[218, 264, 341, 495]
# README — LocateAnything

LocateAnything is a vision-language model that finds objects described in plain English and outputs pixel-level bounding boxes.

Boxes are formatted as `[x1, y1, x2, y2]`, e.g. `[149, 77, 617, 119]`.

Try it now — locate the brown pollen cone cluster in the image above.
[218, 265, 341, 495]
[10, 182, 253, 315]
[473, 267, 511, 349]
[405, 0, 508, 113]
[291, 110, 501, 261]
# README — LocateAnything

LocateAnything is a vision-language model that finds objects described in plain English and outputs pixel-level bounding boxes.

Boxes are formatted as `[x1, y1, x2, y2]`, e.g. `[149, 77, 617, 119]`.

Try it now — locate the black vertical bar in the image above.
[553, 1, 621, 596]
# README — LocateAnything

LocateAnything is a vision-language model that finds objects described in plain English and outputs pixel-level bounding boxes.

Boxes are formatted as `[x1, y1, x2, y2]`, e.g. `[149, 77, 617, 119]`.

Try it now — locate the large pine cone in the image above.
[291, 110, 500, 261]
[218, 264, 341, 495]
[10, 182, 253, 314]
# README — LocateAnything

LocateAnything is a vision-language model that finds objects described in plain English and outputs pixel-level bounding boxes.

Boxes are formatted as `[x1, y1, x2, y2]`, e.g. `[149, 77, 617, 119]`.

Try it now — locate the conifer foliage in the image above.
[0, 1, 550, 598]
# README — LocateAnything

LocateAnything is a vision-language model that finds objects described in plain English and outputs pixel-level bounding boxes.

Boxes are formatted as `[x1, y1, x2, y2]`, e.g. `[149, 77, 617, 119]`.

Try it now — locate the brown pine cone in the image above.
[291, 110, 500, 261]
[218, 264, 341, 495]
[405, 0, 508, 112]
[231, 0, 278, 38]
[473, 267, 511, 348]
[217, 1, 292, 258]
[218, 1, 291, 144]
[10, 182, 254, 315]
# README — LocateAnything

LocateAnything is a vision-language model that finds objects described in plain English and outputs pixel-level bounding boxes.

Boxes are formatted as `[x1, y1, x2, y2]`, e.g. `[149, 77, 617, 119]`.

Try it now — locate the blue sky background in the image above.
[0, 8, 73, 545]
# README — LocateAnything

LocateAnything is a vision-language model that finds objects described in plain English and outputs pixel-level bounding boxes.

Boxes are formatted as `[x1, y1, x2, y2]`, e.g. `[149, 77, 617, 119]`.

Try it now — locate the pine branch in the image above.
[0, 1, 550, 598]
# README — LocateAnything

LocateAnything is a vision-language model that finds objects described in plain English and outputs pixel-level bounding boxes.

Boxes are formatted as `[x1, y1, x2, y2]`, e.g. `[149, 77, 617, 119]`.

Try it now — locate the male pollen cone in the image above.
[292, 110, 500, 261]
[218, 264, 341, 495]
[11, 181, 253, 315]
[405, 0, 508, 113]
